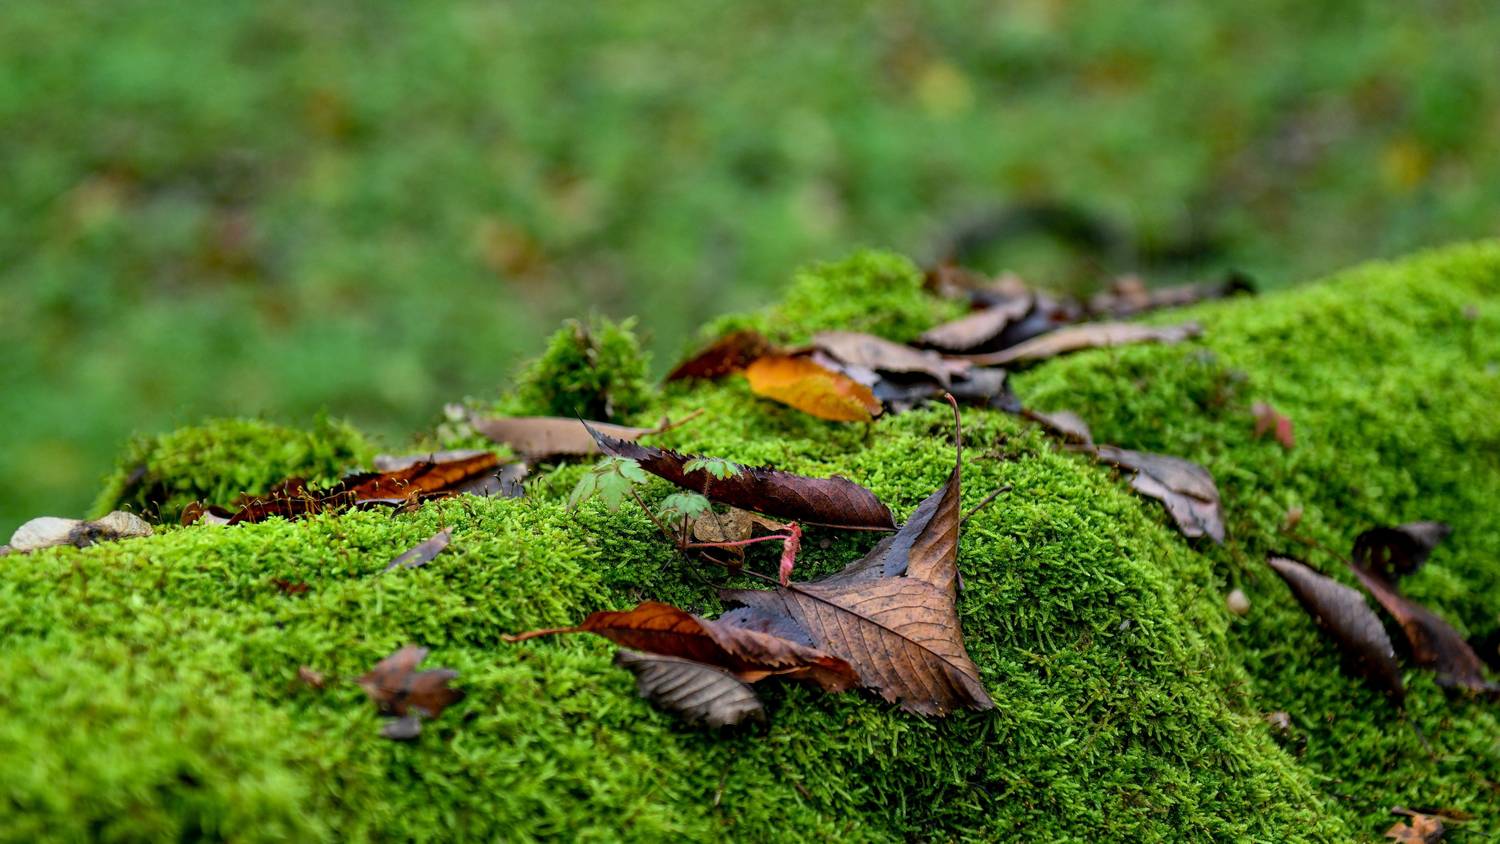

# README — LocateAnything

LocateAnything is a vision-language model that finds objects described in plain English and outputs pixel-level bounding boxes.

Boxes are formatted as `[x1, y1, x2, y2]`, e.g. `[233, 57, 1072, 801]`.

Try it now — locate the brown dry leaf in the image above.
[472, 417, 653, 461]
[182, 502, 234, 526]
[719, 399, 992, 715]
[743, 354, 882, 422]
[1090, 446, 1225, 542]
[613, 650, 766, 727]
[506, 600, 858, 691]
[1086, 272, 1254, 319]
[228, 452, 508, 524]
[375, 450, 527, 498]
[809, 331, 970, 386]
[917, 295, 1034, 353]
[960, 321, 1202, 367]
[1385, 810, 1445, 842]
[1252, 402, 1295, 450]
[1348, 565, 1496, 694]
[382, 527, 454, 574]
[586, 422, 895, 530]
[1022, 408, 1094, 446]
[296, 666, 326, 690]
[1353, 522, 1452, 580]
[666, 330, 773, 381]
[690, 508, 783, 544]
[271, 578, 310, 595]
[358, 645, 465, 740]
[1267, 556, 1405, 702]
[8, 511, 153, 553]
[874, 367, 1016, 414]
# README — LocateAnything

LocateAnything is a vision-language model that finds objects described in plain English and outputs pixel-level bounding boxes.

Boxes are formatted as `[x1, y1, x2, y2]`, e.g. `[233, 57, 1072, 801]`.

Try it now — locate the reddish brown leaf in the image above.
[472, 417, 653, 460]
[666, 330, 773, 381]
[1353, 522, 1452, 581]
[1090, 446, 1225, 542]
[506, 600, 859, 692]
[613, 650, 766, 727]
[358, 645, 465, 739]
[808, 331, 970, 386]
[585, 422, 895, 530]
[228, 452, 508, 524]
[743, 354, 882, 422]
[382, 527, 454, 574]
[271, 578, 310, 595]
[917, 295, 1034, 354]
[960, 321, 1202, 367]
[1252, 402, 1295, 450]
[1385, 809, 1445, 843]
[1267, 556, 1405, 702]
[1348, 565, 1495, 694]
[182, 502, 234, 526]
[719, 399, 992, 715]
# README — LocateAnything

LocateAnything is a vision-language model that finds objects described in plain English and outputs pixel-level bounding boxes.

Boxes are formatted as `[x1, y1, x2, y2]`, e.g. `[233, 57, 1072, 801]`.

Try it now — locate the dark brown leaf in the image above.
[358, 645, 465, 723]
[472, 417, 652, 460]
[228, 452, 507, 524]
[182, 502, 234, 526]
[271, 578, 310, 595]
[585, 422, 895, 530]
[382, 527, 454, 574]
[666, 329, 773, 381]
[1348, 564, 1496, 694]
[1252, 402, 1295, 450]
[1090, 446, 1225, 542]
[1086, 271, 1254, 319]
[960, 321, 1202, 367]
[874, 367, 1017, 414]
[916, 294, 1034, 353]
[1267, 556, 1405, 702]
[506, 600, 859, 691]
[808, 331, 970, 386]
[719, 399, 992, 715]
[1353, 522, 1452, 581]
[614, 650, 766, 727]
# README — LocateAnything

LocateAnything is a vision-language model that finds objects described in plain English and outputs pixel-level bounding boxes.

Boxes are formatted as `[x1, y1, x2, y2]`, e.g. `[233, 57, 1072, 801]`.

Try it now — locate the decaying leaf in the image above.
[1267, 556, 1405, 701]
[743, 354, 882, 422]
[510, 601, 858, 690]
[375, 449, 528, 498]
[182, 502, 234, 526]
[472, 416, 680, 461]
[666, 329, 774, 381]
[916, 294, 1034, 354]
[382, 527, 455, 574]
[271, 578, 310, 595]
[809, 331, 969, 386]
[689, 508, 783, 544]
[1086, 272, 1255, 319]
[358, 645, 465, 740]
[960, 321, 1202, 367]
[874, 366, 1017, 414]
[585, 422, 895, 530]
[8, 511, 153, 553]
[297, 665, 326, 690]
[228, 452, 508, 524]
[1022, 408, 1094, 446]
[1353, 522, 1452, 580]
[1090, 446, 1225, 542]
[719, 398, 992, 715]
[1349, 565, 1495, 694]
[613, 650, 766, 727]
[1252, 402, 1295, 450]
[1385, 809, 1445, 843]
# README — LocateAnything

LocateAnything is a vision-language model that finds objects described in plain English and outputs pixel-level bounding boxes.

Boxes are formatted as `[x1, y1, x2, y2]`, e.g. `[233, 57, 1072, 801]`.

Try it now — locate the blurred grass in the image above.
[3, 0, 1499, 534]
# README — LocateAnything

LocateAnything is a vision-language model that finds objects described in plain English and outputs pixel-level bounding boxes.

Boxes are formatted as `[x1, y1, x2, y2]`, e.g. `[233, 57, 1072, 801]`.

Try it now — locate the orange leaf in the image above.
[744, 355, 880, 422]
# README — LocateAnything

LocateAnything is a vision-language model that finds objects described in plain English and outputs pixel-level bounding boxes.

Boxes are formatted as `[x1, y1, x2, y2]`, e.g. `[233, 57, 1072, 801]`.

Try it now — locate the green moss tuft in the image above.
[502, 317, 651, 422]
[8, 242, 1500, 841]
[90, 416, 372, 524]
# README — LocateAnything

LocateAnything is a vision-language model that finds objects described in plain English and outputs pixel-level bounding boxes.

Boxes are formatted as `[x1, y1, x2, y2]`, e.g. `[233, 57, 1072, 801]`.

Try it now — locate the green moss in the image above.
[90, 417, 372, 525]
[502, 317, 651, 422]
[7, 243, 1500, 841]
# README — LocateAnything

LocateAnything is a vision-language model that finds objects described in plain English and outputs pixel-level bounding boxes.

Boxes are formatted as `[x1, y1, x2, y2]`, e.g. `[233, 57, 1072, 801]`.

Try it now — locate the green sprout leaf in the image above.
[569, 457, 649, 512]
[656, 492, 712, 523]
[683, 456, 740, 480]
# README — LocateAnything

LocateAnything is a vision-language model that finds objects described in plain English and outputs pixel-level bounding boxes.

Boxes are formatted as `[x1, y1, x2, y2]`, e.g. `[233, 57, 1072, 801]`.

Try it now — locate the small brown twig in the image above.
[961, 485, 1012, 526]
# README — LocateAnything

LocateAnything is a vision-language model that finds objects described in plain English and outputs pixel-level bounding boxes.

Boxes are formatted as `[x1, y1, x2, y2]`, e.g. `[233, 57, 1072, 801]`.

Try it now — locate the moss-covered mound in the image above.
[4, 244, 1500, 842]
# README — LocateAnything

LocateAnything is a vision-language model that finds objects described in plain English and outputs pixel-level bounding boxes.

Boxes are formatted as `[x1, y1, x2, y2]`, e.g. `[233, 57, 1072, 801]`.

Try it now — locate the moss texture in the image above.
[4, 245, 1499, 842]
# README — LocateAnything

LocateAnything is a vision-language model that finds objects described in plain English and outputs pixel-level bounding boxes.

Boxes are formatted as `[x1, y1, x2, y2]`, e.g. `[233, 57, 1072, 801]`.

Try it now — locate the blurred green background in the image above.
[4, 0, 1499, 535]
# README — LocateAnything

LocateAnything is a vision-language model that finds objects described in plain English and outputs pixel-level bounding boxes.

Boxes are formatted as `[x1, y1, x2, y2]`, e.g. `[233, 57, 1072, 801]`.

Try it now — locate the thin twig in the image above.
[960, 485, 1011, 525]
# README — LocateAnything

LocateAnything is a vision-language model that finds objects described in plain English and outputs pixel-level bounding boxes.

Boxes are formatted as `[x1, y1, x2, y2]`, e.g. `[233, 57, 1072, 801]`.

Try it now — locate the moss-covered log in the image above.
[4, 243, 1500, 841]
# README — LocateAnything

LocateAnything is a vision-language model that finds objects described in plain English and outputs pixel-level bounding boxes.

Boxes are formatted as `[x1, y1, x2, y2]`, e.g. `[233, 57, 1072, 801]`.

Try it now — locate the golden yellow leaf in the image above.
[744, 355, 880, 422]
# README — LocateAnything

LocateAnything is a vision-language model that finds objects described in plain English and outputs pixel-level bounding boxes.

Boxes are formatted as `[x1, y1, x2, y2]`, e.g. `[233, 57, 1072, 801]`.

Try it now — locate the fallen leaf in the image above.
[585, 422, 895, 530]
[1353, 522, 1452, 580]
[8, 511, 153, 553]
[1385, 809, 1445, 842]
[1022, 408, 1094, 446]
[808, 331, 969, 386]
[874, 367, 1016, 414]
[1086, 272, 1254, 319]
[376, 450, 528, 498]
[506, 600, 858, 691]
[613, 650, 766, 727]
[1090, 446, 1225, 542]
[297, 666, 326, 689]
[690, 508, 784, 544]
[228, 452, 507, 524]
[358, 645, 465, 740]
[472, 417, 653, 460]
[182, 502, 234, 526]
[1267, 556, 1405, 701]
[271, 578, 310, 595]
[719, 398, 992, 715]
[959, 321, 1202, 367]
[916, 294, 1034, 353]
[666, 330, 773, 381]
[743, 354, 882, 422]
[382, 527, 455, 574]
[1252, 402, 1295, 450]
